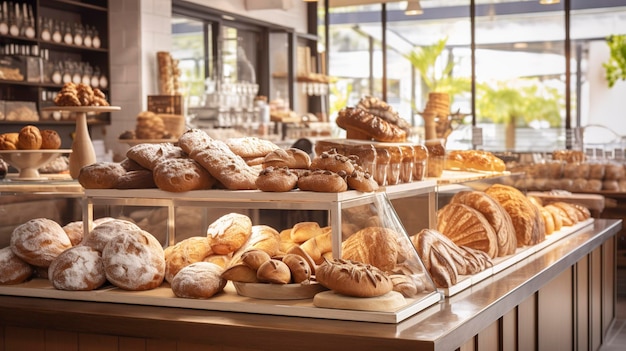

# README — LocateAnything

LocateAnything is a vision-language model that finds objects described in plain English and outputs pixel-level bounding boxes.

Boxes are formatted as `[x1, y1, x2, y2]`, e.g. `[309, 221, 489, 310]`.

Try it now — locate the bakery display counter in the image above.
[0, 219, 620, 351]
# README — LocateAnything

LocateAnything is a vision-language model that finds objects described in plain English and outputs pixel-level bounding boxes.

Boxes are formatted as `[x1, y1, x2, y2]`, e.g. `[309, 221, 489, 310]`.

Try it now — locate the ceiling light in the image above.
[539, 0, 560, 4]
[405, 1, 423, 16]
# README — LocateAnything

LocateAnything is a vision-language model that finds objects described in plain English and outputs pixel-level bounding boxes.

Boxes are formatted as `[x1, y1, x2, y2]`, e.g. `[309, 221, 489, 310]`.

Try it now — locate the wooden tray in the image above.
[233, 281, 327, 300]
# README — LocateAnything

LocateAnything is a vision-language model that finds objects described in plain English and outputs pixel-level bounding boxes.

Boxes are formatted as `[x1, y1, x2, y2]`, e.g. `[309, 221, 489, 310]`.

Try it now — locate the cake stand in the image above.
[42, 106, 121, 179]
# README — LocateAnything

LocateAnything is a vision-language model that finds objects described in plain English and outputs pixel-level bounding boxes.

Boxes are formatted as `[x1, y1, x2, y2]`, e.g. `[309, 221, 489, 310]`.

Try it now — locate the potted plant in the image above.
[603, 34, 626, 88]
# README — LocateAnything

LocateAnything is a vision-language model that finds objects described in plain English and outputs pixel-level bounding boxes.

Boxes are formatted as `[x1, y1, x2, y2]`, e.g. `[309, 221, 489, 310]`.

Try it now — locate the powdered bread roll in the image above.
[10, 218, 72, 267]
[177, 128, 212, 154]
[153, 157, 216, 192]
[342, 227, 400, 272]
[48, 246, 106, 291]
[316, 258, 393, 297]
[102, 229, 165, 291]
[62, 220, 89, 246]
[0, 246, 33, 284]
[171, 262, 226, 299]
[164, 236, 213, 283]
[206, 213, 253, 255]
[82, 218, 143, 252]
[78, 162, 126, 189]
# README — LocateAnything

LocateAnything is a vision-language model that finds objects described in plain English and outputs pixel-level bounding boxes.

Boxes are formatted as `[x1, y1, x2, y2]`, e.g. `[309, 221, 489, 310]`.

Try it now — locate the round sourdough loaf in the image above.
[102, 229, 165, 291]
[82, 218, 142, 252]
[48, 245, 106, 291]
[0, 246, 33, 285]
[10, 218, 72, 267]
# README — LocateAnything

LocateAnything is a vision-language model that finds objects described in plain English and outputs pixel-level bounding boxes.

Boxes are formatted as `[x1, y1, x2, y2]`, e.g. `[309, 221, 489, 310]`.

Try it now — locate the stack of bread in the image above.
[422, 92, 450, 141]
[81, 129, 380, 193]
[336, 96, 409, 142]
[0, 125, 61, 150]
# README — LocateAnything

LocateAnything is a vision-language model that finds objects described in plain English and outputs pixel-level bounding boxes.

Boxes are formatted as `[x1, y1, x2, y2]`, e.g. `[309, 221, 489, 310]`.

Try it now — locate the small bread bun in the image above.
[17, 125, 42, 150]
[282, 253, 311, 283]
[221, 263, 259, 283]
[290, 221, 325, 243]
[78, 162, 126, 189]
[40, 129, 62, 149]
[256, 259, 291, 284]
[310, 149, 355, 175]
[62, 220, 89, 246]
[102, 229, 165, 291]
[346, 168, 379, 192]
[241, 249, 271, 270]
[48, 246, 106, 291]
[206, 213, 253, 255]
[10, 218, 72, 267]
[171, 262, 226, 299]
[316, 258, 393, 298]
[0, 246, 33, 285]
[255, 166, 298, 192]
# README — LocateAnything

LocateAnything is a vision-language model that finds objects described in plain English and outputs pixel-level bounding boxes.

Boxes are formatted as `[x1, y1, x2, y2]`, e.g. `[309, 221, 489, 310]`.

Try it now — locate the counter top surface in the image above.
[0, 219, 621, 351]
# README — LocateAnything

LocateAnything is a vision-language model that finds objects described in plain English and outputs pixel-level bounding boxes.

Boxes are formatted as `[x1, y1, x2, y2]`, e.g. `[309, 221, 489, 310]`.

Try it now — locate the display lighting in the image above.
[405, 1, 423, 15]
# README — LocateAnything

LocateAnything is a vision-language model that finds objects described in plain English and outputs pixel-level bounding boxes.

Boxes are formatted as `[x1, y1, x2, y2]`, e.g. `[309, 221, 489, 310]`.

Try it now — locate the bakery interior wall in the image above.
[101, 0, 308, 161]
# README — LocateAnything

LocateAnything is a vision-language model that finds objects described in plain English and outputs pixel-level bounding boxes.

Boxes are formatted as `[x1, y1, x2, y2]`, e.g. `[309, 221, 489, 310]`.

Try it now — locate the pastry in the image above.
[102, 229, 166, 291]
[78, 162, 127, 189]
[316, 258, 393, 298]
[135, 111, 166, 139]
[255, 166, 298, 192]
[485, 184, 545, 247]
[437, 203, 499, 258]
[206, 213, 253, 255]
[171, 262, 226, 299]
[17, 125, 42, 150]
[40, 130, 62, 149]
[356, 95, 411, 133]
[153, 157, 216, 192]
[10, 218, 72, 268]
[297, 169, 348, 193]
[450, 190, 517, 257]
[0, 132, 19, 150]
[48, 246, 106, 291]
[0, 246, 33, 285]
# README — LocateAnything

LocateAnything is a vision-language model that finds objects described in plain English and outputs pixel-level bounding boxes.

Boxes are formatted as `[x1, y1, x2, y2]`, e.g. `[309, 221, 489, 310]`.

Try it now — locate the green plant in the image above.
[603, 34, 626, 88]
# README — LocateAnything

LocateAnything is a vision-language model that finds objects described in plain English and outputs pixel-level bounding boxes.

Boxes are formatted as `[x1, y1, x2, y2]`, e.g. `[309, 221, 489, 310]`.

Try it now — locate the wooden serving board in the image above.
[233, 282, 328, 300]
[313, 290, 407, 312]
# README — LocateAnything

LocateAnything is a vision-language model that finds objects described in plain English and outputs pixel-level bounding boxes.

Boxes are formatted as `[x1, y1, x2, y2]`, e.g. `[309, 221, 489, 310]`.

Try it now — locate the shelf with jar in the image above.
[0, 0, 109, 126]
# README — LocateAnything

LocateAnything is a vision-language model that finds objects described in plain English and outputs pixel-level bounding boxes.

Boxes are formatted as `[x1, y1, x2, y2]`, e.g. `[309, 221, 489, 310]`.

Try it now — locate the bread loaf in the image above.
[206, 213, 252, 255]
[171, 262, 226, 299]
[336, 107, 407, 142]
[437, 203, 499, 258]
[48, 246, 106, 291]
[78, 162, 126, 189]
[341, 227, 399, 272]
[0, 246, 33, 285]
[262, 148, 311, 169]
[10, 218, 72, 268]
[450, 191, 517, 256]
[485, 184, 545, 246]
[164, 236, 213, 283]
[316, 258, 393, 298]
[82, 219, 142, 252]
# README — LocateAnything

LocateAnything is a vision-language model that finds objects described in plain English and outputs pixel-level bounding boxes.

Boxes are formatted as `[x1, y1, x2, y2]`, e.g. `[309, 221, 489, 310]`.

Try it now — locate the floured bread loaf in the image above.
[226, 137, 280, 159]
[450, 190, 517, 257]
[189, 138, 258, 190]
[48, 246, 106, 291]
[153, 157, 216, 192]
[485, 184, 545, 246]
[0, 246, 33, 285]
[10, 218, 72, 268]
[102, 229, 165, 291]
[437, 203, 499, 258]
[316, 258, 393, 297]
[126, 143, 184, 170]
[82, 218, 143, 252]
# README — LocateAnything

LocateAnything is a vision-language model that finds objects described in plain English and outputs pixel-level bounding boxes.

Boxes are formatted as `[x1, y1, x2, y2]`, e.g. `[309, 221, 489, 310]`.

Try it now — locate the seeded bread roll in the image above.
[48, 246, 106, 291]
[10, 218, 72, 268]
[297, 169, 348, 193]
[255, 166, 298, 192]
[0, 246, 33, 285]
[17, 125, 42, 150]
[316, 258, 393, 297]
[310, 149, 355, 175]
[171, 262, 226, 299]
[102, 229, 165, 291]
